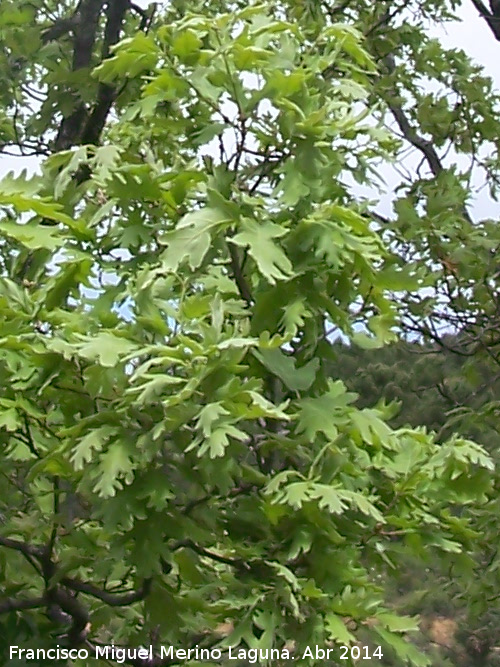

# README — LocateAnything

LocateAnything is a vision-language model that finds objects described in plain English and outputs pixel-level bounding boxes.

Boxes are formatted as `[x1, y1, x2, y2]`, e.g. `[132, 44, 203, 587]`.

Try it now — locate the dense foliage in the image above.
[334, 338, 500, 665]
[333, 337, 500, 445]
[1, 1, 500, 666]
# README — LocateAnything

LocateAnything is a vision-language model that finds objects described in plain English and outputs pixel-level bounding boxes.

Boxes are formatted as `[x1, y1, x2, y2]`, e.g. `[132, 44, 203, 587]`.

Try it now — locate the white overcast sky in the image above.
[1, 0, 498, 215]
[437, 0, 500, 84]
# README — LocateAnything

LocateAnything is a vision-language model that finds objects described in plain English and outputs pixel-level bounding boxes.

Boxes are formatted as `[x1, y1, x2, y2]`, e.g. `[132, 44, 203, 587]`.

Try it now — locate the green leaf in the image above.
[195, 402, 230, 436]
[231, 219, 294, 284]
[377, 613, 420, 633]
[325, 613, 356, 645]
[279, 481, 311, 509]
[93, 441, 135, 497]
[71, 426, 117, 470]
[0, 220, 64, 250]
[374, 627, 430, 667]
[159, 207, 230, 271]
[75, 332, 138, 367]
[192, 122, 228, 146]
[189, 422, 248, 458]
[276, 159, 310, 206]
[172, 29, 203, 61]
[0, 407, 20, 431]
[254, 347, 319, 391]
[296, 380, 356, 440]
[308, 484, 348, 514]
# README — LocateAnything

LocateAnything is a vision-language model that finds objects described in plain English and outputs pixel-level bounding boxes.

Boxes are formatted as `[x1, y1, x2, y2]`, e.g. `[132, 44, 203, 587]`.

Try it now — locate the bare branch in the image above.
[470, 0, 500, 41]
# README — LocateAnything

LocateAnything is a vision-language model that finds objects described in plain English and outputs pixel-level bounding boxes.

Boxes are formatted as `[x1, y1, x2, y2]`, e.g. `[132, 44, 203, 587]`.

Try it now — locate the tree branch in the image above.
[470, 0, 500, 41]
[79, 0, 131, 146]
[61, 576, 152, 607]
[172, 538, 250, 570]
[0, 535, 92, 644]
[55, 0, 105, 151]
[46, 585, 91, 645]
[41, 16, 79, 44]
[381, 54, 444, 178]
[377, 53, 476, 226]
[0, 536, 44, 559]
[227, 242, 253, 305]
[0, 596, 45, 614]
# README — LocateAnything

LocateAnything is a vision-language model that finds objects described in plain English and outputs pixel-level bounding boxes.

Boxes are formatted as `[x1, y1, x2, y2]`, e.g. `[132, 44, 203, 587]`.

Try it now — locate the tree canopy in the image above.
[1, 1, 499, 665]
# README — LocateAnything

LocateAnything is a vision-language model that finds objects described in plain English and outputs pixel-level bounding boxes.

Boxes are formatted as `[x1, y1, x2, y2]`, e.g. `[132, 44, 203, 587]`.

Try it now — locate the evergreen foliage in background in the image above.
[333, 338, 500, 447]
[334, 338, 500, 665]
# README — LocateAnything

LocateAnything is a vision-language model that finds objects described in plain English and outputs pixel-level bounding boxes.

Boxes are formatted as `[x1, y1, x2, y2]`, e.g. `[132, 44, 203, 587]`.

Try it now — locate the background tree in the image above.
[333, 337, 500, 665]
[0, 1, 498, 666]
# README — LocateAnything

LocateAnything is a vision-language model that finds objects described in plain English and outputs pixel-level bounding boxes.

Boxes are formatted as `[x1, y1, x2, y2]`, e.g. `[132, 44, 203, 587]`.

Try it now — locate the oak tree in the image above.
[0, 1, 497, 665]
